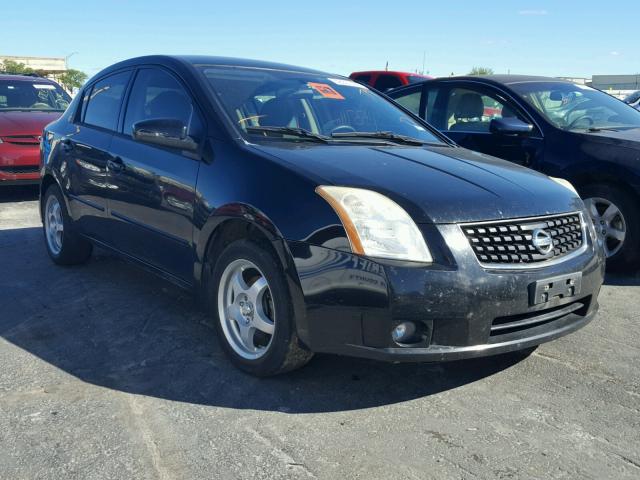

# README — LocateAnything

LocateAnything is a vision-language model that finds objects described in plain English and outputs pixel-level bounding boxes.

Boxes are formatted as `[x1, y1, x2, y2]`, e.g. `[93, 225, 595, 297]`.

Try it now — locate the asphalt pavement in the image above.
[1, 185, 639, 480]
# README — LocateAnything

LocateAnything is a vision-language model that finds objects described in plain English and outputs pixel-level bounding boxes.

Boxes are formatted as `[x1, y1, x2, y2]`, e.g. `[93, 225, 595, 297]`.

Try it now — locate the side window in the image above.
[374, 74, 403, 92]
[123, 68, 201, 138]
[83, 71, 131, 131]
[444, 87, 523, 132]
[393, 88, 422, 115]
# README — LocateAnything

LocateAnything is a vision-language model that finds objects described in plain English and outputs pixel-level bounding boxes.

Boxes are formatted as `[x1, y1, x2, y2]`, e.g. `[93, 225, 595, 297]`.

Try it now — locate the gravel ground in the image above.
[1, 185, 639, 480]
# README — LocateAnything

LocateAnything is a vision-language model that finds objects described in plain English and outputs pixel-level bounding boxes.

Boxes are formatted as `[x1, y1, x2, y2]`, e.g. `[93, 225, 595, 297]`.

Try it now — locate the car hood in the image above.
[576, 127, 640, 148]
[252, 143, 583, 224]
[0, 111, 63, 137]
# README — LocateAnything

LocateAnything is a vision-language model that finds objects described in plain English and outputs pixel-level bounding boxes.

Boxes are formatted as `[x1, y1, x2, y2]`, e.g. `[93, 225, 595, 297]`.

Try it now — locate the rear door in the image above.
[106, 66, 203, 282]
[63, 70, 132, 240]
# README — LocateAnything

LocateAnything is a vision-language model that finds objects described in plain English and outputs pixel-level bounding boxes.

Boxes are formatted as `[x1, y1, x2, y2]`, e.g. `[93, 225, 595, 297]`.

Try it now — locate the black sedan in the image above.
[40, 57, 604, 376]
[389, 75, 640, 270]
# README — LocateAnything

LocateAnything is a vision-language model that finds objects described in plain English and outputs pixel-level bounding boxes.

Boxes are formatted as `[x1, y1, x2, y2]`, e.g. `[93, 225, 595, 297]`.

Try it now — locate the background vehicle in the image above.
[623, 90, 640, 110]
[40, 57, 603, 376]
[350, 70, 433, 91]
[390, 75, 640, 270]
[0, 74, 70, 185]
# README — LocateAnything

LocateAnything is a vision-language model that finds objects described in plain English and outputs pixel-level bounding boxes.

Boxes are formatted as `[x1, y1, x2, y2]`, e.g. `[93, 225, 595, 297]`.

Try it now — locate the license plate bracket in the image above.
[530, 272, 582, 306]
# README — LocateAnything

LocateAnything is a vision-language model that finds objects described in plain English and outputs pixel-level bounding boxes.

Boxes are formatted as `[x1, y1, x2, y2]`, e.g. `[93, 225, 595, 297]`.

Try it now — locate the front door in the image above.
[106, 67, 203, 282]
[433, 84, 544, 168]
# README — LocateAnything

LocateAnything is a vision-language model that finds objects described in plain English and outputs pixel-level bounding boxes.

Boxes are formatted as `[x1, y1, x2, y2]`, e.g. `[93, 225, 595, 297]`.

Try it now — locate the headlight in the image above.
[316, 186, 432, 263]
[550, 176, 579, 196]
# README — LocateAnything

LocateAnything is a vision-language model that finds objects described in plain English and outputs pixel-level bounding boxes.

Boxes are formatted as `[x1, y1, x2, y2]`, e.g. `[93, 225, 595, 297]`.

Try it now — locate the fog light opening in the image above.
[391, 321, 418, 344]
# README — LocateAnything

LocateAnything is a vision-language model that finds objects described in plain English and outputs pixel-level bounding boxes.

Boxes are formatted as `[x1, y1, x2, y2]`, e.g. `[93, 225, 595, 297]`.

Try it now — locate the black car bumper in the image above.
[288, 222, 605, 362]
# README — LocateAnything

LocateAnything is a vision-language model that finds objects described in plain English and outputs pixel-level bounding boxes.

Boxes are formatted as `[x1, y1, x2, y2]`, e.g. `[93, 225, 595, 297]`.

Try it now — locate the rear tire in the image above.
[42, 185, 93, 265]
[581, 184, 640, 271]
[208, 239, 313, 376]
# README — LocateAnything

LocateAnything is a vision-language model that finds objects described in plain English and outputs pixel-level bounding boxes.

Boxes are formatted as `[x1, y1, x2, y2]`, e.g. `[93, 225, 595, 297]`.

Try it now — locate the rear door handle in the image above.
[107, 156, 125, 173]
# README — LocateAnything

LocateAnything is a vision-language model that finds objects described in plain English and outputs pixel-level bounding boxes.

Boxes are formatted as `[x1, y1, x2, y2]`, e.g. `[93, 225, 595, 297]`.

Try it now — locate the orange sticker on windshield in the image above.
[308, 82, 345, 100]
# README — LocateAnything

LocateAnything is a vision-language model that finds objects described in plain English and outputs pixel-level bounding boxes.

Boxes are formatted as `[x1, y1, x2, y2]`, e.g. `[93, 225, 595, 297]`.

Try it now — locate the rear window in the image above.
[374, 74, 403, 91]
[83, 71, 131, 131]
[0, 79, 70, 111]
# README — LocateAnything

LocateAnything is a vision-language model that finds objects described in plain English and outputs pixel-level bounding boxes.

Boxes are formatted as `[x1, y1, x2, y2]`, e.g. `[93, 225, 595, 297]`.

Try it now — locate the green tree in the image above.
[468, 66, 495, 76]
[1, 59, 35, 74]
[58, 69, 88, 92]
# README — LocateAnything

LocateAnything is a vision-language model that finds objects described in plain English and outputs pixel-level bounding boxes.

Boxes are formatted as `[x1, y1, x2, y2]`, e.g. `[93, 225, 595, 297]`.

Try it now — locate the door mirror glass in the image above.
[489, 117, 534, 135]
[132, 118, 198, 151]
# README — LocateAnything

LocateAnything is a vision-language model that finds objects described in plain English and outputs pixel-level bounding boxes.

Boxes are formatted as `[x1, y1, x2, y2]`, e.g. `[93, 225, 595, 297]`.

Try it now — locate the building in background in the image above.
[591, 74, 640, 98]
[0, 55, 67, 84]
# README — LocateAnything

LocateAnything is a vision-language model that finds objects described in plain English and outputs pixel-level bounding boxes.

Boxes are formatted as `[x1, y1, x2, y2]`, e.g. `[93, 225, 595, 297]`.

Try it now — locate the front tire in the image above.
[42, 185, 93, 265]
[581, 184, 639, 271]
[209, 239, 313, 376]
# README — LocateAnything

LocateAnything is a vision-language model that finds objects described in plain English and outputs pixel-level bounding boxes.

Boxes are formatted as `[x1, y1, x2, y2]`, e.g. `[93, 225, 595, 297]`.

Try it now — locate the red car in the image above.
[350, 70, 433, 92]
[0, 74, 70, 185]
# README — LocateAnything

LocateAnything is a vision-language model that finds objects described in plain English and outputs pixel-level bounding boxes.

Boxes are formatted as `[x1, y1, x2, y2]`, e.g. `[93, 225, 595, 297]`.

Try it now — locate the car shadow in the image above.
[2, 226, 533, 413]
[0, 185, 39, 203]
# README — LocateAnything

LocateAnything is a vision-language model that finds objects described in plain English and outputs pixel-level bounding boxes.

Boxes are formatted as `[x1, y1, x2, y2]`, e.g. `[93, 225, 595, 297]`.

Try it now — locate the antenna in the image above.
[421, 51, 426, 75]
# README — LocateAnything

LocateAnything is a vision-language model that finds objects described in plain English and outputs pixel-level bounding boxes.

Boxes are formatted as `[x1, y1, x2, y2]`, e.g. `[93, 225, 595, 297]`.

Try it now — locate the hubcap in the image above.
[44, 195, 64, 255]
[217, 259, 275, 360]
[584, 196, 626, 258]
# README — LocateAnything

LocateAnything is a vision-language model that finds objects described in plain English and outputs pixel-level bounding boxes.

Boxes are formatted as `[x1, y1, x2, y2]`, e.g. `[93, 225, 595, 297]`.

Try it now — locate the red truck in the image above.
[350, 70, 433, 92]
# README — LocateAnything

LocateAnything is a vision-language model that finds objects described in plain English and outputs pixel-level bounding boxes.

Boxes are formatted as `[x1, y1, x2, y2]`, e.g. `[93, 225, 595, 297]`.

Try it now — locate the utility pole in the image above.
[64, 52, 78, 69]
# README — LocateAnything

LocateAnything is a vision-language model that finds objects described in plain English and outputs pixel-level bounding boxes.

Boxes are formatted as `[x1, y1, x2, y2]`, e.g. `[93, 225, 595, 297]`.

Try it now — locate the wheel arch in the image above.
[196, 202, 311, 346]
[39, 173, 69, 221]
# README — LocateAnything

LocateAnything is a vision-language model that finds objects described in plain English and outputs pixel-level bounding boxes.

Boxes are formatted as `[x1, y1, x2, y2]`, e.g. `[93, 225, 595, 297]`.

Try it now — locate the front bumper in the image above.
[0, 143, 41, 185]
[288, 222, 605, 362]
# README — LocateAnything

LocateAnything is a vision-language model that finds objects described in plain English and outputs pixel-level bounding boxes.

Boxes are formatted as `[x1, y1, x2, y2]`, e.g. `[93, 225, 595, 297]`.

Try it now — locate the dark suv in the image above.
[390, 75, 640, 270]
[40, 57, 604, 376]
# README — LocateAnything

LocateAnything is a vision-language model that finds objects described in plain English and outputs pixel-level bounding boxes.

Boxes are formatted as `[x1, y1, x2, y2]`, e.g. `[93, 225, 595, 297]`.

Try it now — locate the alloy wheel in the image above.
[584, 196, 626, 258]
[45, 195, 64, 255]
[217, 259, 276, 360]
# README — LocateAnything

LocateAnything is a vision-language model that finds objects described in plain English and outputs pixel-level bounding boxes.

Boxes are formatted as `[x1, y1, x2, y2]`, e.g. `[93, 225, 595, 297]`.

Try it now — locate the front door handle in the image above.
[107, 156, 125, 173]
[61, 138, 73, 152]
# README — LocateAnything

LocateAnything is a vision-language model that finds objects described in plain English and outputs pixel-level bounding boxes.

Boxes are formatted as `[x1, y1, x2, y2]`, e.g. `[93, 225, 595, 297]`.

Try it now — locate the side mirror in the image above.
[132, 118, 198, 151]
[490, 117, 534, 135]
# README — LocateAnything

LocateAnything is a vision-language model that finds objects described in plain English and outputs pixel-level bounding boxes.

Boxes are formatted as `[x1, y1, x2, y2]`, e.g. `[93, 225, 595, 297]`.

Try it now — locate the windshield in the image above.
[0, 79, 70, 112]
[198, 66, 445, 145]
[511, 81, 640, 131]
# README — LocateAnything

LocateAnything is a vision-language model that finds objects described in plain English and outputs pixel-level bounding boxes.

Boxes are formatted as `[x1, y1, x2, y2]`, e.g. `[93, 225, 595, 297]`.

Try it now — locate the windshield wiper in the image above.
[587, 126, 621, 132]
[330, 131, 433, 146]
[246, 126, 330, 143]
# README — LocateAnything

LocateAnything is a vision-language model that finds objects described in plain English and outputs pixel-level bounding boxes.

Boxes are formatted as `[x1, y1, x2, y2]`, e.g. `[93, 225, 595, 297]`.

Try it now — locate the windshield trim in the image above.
[195, 64, 454, 148]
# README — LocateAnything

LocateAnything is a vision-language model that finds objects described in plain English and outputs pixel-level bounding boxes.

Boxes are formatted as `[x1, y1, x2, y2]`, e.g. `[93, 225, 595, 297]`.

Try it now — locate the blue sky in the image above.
[3, 0, 638, 79]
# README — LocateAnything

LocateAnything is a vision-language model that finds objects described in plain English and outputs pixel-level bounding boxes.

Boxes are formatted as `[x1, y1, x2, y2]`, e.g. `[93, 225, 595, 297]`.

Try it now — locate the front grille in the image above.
[0, 135, 41, 145]
[0, 165, 40, 174]
[462, 212, 584, 265]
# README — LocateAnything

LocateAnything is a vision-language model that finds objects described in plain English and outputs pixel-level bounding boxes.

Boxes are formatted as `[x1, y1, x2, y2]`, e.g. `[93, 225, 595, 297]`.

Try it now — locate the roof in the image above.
[0, 73, 55, 82]
[460, 74, 572, 85]
[94, 55, 329, 80]
[351, 70, 431, 77]
[389, 74, 575, 94]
